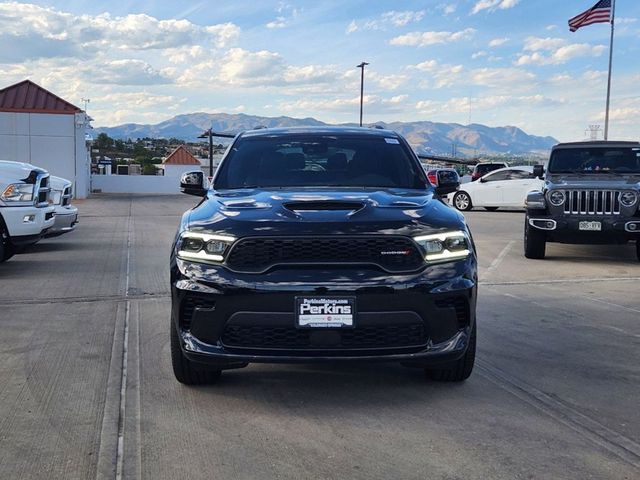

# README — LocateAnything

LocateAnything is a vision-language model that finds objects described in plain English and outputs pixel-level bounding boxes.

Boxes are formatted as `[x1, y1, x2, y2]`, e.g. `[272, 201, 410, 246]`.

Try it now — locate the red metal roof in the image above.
[162, 145, 201, 165]
[0, 79, 82, 114]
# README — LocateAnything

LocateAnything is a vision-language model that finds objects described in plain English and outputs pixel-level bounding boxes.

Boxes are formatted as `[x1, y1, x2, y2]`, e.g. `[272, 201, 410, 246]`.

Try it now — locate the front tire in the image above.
[524, 217, 546, 259]
[171, 320, 221, 385]
[0, 225, 14, 263]
[453, 192, 473, 211]
[425, 323, 476, 382]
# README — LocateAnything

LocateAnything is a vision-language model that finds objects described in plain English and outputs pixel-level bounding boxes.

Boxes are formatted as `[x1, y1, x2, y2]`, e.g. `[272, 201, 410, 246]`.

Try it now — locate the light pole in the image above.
[356, 62, 369, 127]
[198, 129, 214, 177]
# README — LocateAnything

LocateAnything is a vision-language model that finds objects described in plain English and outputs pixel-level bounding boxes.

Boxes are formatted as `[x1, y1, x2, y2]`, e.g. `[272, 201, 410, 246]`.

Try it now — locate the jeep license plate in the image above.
[295, 297, 355, 328]
[579, 221, 602, 231]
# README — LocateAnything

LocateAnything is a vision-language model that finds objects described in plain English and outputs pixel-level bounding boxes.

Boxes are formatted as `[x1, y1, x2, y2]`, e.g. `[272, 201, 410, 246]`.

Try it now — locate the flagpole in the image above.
[604, 0, 616, 140]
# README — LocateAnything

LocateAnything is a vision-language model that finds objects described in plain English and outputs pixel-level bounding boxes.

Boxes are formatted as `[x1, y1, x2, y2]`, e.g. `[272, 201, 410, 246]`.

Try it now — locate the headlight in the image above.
[547, 190, 565, 207]
[1, 183, 34, 203]
[620, 191, 638, 208]
[49, 190, 63, 205]
[177, 231, 235, 263]
[414, 230, 471, 264]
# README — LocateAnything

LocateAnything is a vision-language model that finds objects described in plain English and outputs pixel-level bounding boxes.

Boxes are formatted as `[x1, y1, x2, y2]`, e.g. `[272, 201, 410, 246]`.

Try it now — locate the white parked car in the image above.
[449, 165, 544, 211]
[0, 160, 55, 262]
[45, 176, 78, 237]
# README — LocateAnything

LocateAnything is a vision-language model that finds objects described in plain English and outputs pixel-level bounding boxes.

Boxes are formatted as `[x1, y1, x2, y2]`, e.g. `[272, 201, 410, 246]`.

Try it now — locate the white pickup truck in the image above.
[0, 160, 56, 262]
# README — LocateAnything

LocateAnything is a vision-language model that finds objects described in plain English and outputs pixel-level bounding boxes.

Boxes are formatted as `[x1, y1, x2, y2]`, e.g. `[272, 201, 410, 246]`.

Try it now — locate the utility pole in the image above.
[198, 129, 214, 177]
[356, 62, 369, 127]
[81, 98, 90, 113]
[587, 124, 602, 141]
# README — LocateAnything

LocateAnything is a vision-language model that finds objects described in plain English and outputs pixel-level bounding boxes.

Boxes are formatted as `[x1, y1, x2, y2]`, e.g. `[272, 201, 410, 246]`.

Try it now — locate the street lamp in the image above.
[197, 129, 214, 177]
[356, 61, 369, 127]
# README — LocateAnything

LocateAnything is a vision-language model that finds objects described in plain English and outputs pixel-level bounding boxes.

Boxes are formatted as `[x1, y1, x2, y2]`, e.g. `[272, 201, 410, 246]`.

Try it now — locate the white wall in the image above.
[164, 164, 201, 177]
[0, 111, 90, 198]
[91, 175, 182, 194]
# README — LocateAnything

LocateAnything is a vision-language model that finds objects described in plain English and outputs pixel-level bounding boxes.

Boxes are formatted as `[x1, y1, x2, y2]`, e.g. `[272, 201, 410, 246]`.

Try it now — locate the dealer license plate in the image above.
[295, 297, 355, 328]
[579, 221, 602, 231]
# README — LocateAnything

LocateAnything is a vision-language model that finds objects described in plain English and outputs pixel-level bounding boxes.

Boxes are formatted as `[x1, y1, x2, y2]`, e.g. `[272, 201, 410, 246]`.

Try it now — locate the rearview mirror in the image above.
[180, 170, 207, 197]
[435, 170, 460, 196]
[533, 165, 544, 179]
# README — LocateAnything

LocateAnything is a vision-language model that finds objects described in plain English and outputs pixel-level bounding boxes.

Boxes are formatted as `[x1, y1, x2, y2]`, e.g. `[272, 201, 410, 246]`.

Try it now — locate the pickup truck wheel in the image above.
[170, 320, 222, 385]
[425, 323, 476, 382]
[524, 218, 546, 259]
[453, 192, 473, 211]
[0, 225, 14, 262]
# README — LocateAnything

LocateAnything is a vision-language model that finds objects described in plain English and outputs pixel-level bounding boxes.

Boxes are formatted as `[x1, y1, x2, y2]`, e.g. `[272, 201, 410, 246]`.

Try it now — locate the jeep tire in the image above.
[524, 217, 546, 259]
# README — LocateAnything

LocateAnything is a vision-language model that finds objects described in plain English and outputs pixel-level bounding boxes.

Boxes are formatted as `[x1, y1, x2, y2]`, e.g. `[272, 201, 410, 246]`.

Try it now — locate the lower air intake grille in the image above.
[226, 236, 424, 273]
[221, 324, 428, 350]
[435, 297, 469, 329]
[180, 295, 216, 330]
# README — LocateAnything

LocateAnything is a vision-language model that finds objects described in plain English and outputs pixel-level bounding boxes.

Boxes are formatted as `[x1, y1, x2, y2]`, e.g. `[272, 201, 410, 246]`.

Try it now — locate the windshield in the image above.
[214, 134, 427, 190]
[548, 147, 640, 174]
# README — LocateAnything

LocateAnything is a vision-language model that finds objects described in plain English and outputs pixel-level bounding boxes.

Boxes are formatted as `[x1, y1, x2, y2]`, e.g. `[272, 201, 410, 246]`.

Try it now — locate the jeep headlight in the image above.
[620, 191, 638, 208]
[1, 183, 34, 203]
[547, 190, 565, 207]
[177, 231, 235, 263]
[414, 230, 471, 264]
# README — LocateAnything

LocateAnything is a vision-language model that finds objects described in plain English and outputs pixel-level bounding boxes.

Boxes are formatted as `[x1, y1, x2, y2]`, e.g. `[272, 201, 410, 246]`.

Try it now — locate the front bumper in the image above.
[528, 214, 640, 244]
[2, 204, 55, 244]
[171, 257, 477, 367]
[45, 206, 78, 237]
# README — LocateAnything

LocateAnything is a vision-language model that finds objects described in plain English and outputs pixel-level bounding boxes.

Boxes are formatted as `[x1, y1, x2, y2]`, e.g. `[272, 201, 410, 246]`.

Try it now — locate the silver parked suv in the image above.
[525, 141, 640, 261]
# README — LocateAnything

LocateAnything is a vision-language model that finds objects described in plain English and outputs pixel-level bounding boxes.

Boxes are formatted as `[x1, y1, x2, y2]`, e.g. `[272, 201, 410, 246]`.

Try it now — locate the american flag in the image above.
[568, 0, 612, 32]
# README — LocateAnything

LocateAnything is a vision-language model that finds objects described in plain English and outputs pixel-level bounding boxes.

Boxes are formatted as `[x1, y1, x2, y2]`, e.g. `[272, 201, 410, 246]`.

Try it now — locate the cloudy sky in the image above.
[1, 0, 639, 141]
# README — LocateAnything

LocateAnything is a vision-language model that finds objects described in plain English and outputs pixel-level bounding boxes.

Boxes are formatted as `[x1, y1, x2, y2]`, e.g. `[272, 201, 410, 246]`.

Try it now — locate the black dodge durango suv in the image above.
[170, 127, 478, 384]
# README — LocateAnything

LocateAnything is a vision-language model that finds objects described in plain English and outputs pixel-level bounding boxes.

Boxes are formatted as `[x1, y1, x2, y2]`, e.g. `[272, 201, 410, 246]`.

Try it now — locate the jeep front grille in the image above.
[562, 190, 621, 215]
[226, 236, 425, 273]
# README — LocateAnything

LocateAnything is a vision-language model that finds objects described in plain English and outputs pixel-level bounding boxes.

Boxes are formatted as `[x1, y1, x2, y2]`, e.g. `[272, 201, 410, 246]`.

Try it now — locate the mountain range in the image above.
[94, 113, 558, 157]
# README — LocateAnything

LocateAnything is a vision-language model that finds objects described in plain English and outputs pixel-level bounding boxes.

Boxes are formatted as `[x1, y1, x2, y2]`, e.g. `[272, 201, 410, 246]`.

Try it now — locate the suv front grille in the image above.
[37, 175, 50, 204]
[221, 324, 428, 351]
[226, 236, 425, 273]
[62, 187, 71, 206]
[562, 190, 621, 215]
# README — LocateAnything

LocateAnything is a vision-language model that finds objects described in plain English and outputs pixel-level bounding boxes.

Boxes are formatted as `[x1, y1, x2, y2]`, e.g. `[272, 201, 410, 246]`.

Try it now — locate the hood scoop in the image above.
[283, 200, 366, 212]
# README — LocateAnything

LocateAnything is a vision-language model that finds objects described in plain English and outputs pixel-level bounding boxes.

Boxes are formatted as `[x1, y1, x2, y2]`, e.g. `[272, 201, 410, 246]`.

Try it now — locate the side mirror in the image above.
[180, 171, 207, 197]
[533, 165, 545, 179]
[479, 177, 487, 183]
[435, 170, 460, 196]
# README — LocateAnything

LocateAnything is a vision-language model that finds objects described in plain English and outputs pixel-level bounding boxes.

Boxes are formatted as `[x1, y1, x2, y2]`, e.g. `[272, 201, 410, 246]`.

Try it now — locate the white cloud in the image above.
[516, 43, 606, 65]
[438, 4, 457, 15]
[90, 59, 173, 85]
[472, 51, 488, 59]
[219, 48, 284, 85]
[390, 28, 476, 47]
[347, 10, 425, 33]
[488, 37, 509, 47]
[416, 94, 560, 115]
[523, 37, 566, 51]
[0, 2, 240, 61]
[266, 16, 288, 29]
[472, 0, 520, 15]
[471, 67, 535, 88]
[382, 10, 425, 27]
[411, 60, 464, 88]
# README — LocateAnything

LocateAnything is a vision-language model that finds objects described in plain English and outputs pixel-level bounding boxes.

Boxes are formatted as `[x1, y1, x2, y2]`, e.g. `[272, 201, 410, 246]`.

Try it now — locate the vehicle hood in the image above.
[0, 160, 47, 181]
[546, 173, 640, 190]
[50, 176, 72, 191]
[184, 188, 466, 237]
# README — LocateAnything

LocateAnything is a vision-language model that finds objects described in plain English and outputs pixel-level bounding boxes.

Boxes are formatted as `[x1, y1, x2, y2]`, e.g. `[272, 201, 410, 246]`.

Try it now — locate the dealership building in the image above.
[0, 80, 92, 198]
